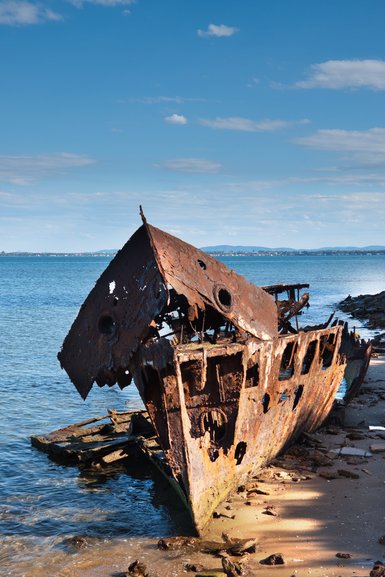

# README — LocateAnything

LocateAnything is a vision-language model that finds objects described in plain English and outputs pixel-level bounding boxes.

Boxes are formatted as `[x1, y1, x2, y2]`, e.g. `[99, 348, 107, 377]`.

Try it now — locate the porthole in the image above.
[98, 314, 117, 337]
[213, 284, 233, 312]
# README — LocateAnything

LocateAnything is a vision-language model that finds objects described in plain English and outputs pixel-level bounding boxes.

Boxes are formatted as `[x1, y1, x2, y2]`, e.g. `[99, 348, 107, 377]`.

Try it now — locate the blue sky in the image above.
[1, 0, 385, 251]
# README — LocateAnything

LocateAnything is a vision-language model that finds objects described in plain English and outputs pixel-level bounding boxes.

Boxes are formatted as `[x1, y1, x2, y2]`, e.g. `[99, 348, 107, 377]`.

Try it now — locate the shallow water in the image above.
[1, 253, 384, 576]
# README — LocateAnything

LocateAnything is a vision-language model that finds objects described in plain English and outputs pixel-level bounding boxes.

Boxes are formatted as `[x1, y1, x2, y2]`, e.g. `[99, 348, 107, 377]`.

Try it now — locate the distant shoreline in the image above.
[1, 249, 385, 258]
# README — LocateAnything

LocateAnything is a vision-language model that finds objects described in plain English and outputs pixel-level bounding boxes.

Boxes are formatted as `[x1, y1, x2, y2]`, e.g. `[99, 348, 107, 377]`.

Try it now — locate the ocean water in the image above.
[1, 254, 384, 576]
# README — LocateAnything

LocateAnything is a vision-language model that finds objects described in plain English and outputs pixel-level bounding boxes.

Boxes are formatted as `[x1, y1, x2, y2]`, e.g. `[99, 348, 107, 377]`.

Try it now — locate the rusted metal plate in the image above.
[59, 219, 277, 399]
[145, 221, 277, 341]
[132, 325, 346, 532]
[58, 225, 168, 399]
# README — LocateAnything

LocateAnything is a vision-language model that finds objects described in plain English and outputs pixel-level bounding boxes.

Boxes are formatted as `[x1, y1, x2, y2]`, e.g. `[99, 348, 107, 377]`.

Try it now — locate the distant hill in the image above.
[95, 249, 117, 255]
[2, 245, 385, 257]
[200, 245, 385, 253]
[200, 245, 296, 252]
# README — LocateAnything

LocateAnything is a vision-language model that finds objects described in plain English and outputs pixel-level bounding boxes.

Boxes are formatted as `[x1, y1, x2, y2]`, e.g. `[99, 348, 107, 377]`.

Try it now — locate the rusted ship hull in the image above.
[57, 213, 365, 534]
[132, 328, 345, 531]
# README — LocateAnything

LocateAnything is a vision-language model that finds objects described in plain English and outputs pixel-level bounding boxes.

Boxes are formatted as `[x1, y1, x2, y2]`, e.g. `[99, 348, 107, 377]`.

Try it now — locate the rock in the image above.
[337, 469, 360, 479]
[63, 535, 90, 549]
[128, 560, 149, 577]
[247, 488, 269, 496]
[319, 471, 340, 480]
[273, 470, 292, 480]
[346, 432, 366, 440]
[286, 445, 309, 457]
[157, 536, 198, 550]
[260, 553, 285, 565]
[345, 457, 366, 465]
[326, 426, 342, 435]
[221, 556, 244, 576]
[184, 562, 205, 572]
[336, 552, 352, 558]
[213, 511, 236, 520]
[370, 443, 385, 453]
[330, 447, 372, 457]
[338, 291, 385, 329]
[379, 536, 385, 545]
[302, 432, 324, 446]
[162, 535, 257, 557]
[311, 450, 334, 467]
[370, 561, 385, 577]
[227, 538, 257, 556]
[262, 505, 278, 516]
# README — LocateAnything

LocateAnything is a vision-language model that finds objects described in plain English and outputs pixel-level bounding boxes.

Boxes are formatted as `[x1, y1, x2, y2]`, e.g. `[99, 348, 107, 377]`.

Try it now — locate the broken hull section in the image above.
[131, 326, 345, 532]
[58, 216, 366, 534]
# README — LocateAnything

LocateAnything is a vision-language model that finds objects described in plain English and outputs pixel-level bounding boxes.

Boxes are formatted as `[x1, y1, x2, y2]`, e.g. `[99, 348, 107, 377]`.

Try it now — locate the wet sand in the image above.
[9, 357, 385, 577]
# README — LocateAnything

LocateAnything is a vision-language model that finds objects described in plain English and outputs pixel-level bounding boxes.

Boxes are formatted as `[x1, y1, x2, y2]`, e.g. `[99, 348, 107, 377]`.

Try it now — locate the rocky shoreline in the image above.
[339, 290, 385, 329]
[339, 291, 385, 352]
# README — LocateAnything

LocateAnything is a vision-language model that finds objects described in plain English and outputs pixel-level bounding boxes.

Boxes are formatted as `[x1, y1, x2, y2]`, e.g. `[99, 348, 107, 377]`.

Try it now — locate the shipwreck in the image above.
[58, 212, 371, 533]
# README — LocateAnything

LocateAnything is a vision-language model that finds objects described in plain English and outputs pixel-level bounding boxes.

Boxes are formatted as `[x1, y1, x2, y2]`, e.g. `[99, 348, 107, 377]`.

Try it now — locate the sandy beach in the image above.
[13, 355, 384, 577]
[191, 354, 385, 577]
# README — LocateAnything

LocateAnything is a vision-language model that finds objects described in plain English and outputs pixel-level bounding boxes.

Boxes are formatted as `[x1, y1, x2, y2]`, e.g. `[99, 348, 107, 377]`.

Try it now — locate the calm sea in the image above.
[1, 254, 384, 576]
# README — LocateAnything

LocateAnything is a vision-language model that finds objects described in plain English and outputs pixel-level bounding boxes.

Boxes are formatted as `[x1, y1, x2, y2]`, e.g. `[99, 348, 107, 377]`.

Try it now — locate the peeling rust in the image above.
[58, 214, 371, 533]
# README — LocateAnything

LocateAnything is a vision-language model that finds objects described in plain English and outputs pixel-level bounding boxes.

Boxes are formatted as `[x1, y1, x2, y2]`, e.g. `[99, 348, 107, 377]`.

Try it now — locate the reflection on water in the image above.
[1, 254, 385, 576]
[1, 451, 193, 576]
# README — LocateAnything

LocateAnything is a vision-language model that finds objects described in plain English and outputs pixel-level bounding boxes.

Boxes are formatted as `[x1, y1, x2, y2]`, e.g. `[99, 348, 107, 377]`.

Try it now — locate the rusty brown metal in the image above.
[58, 218, 277, 399]
[263, 283, 310, 333]
[58, 216, 368, 534]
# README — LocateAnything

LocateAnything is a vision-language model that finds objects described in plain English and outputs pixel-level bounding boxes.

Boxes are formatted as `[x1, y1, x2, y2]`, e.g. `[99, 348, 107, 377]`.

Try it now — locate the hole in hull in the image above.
[301, 340, 317, 374]
[279, 341, 297, 380]
[98, 315, 116, 337]
[234, 441, 247, 465]
[293, 384, 304, 410]
[201, 409, 227, 443]
[262, 393, 270, 413]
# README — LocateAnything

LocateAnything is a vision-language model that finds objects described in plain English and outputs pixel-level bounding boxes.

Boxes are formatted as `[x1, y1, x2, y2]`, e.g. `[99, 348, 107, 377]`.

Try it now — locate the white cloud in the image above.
[120, 95, 204, 105]
[199, 116, 310, 132]
[165, 114, 188, 125]
[197, 23, 238, 38]
[296, 59, 385, 90]
[247, 77, 260, 88]
[0, 153, 96, 185]
[69, 0, 135, 7]
[296, 127, 385, 166]
[0, 1, 62, 25]
[159, 158, 221, 174]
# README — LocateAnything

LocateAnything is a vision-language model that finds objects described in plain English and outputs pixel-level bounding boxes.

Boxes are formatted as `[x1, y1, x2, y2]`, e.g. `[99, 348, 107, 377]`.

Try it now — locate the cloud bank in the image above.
[296, 59, 385, 90]
[69, 0, 136, 7]
[0, 1, 62, 25]
[0, 153, 96, 184]
[296, 127, 385, 166]
[200, 117, 310, 132]
[159, 158, 221, 173]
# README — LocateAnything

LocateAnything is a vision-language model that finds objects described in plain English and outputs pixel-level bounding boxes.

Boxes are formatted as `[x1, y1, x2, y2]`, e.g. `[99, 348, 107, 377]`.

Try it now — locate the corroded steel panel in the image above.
[131, 326, 346, 533]
[58, 225, 168, 399]
[145, 222, 277, 341]
[59, 219, 277, 399]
